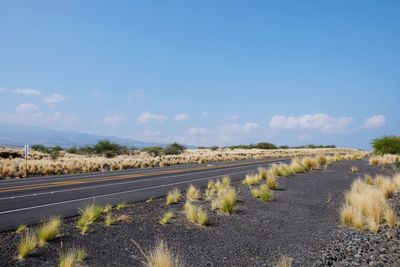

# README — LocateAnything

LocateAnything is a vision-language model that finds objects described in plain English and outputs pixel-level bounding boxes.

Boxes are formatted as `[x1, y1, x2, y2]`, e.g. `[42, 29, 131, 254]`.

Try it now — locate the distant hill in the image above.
[0, 124, 165, 148]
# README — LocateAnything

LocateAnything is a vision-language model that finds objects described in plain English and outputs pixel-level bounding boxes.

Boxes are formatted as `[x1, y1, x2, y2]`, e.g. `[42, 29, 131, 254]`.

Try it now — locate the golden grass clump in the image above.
[166, 188, 182, 205]
[160, 211, 174, 225]
[186, 184, 200, 201]
[302, 157, 319, 170]
[340, 174, 399, 233]
[135, 240, 184, 267]
[183, 202, 208, 226]
[267, 174, 278, 190]
[77, 203, 103, 234]
[105, 213, 114, 226]
[258, 168, 267, 179]
[289, 159, 306, 173]
[116, 202, 126, 210]
[15, 224, 27, 234]
[242, 173, 261, 186]
[251, 184, 272, 202]
[211, 186, 237, 214]
[17, 228, 37, 260]
[369, 154, 400, 166]
[351, 166, 358, 173]
[37, 216, 61, 246]
[59, 247, 87, 267]
[275, 256, 293, 267]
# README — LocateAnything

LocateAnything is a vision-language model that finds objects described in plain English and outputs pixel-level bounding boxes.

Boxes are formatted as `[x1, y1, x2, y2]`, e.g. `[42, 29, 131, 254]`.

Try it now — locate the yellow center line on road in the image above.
[0, 160, 271, 193]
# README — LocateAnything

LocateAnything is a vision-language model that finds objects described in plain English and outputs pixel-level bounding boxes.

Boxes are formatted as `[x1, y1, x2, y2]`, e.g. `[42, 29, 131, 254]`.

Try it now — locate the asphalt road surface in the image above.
[0, 158, 289, 231]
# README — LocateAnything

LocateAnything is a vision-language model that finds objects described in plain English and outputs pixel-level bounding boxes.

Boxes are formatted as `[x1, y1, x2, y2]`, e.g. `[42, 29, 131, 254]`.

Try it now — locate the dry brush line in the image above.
[0, 147, 366, 178]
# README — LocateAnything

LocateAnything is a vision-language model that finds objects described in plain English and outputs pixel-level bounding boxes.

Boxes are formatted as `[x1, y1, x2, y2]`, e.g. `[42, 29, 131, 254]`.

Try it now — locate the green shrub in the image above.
[372, 136, 400, 155]
[163, 142, 186, 155]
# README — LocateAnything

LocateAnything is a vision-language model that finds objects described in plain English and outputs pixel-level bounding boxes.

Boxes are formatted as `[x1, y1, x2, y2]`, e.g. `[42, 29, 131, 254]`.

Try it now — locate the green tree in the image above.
[371, 136, 400, 155]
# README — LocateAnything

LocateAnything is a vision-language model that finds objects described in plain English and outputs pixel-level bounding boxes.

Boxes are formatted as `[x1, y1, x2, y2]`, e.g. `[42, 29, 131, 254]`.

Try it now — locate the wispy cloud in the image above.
[185, 127, 208, 135]
[43, 93, 67, 105]
[269, 113, 353, 133]
[364, 115, 385, 128]
[173, 113, 189, 122]
[137, 112, 168, 123]
[12, 88, 41, 95]
[16, 103, 40, 113]
[137, 112, 189, 123]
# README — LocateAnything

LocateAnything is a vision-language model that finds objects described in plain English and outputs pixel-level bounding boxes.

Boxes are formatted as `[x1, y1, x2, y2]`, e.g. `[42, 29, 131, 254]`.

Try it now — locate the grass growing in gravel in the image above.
[166, 188, 181, 205]
[251, 184, 272, 202]
[276, 256, 293, 267]
[186, 184, 200, 201]
[15, 224, 27, 234]
[133, 240, 184, 267]
[351, 166, 358, 173]
[160, 211, 174, 225]
[184, 202, 208, 226]
[242, 173, 261, 186]
[340, 174, 399, 233]
[211, 186, 237, 214]
[59, 247, 87, 267]
[116, 202, 126, 210]
[103, 204, 113, 213]
[105, 213, 114, 226]
[37, 216, 61, 246]
[267, 174, 278, 190]
[77, 203, 103, 234]
[17, 228, 37, 260]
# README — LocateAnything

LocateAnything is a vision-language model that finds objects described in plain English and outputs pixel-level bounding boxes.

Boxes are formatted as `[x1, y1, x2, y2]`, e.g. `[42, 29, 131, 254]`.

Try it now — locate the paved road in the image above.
[0, 158, 289, 231]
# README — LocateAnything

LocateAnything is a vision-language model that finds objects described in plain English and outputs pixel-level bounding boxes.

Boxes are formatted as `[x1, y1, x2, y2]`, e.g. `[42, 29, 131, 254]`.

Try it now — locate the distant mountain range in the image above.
[0, 124, 165, 148]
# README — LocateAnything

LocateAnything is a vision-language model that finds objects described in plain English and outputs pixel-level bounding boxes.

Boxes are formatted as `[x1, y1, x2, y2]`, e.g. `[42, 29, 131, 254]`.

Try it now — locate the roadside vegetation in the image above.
[133, 240, 184, 267]
[0, 146, 366, 178]
[340, 173, 400, 233]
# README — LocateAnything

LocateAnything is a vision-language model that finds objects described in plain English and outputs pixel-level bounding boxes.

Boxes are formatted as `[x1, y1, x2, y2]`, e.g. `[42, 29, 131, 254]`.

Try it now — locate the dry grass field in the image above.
[0, 147, 366, 179]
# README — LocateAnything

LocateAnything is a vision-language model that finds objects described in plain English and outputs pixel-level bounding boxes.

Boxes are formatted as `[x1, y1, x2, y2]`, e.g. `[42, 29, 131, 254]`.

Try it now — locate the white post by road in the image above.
[24, 145, 29, 177]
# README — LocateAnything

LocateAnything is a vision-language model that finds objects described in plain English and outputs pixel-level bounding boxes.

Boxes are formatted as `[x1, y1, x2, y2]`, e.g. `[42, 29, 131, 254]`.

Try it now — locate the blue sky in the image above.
[0, 1, 399, 149]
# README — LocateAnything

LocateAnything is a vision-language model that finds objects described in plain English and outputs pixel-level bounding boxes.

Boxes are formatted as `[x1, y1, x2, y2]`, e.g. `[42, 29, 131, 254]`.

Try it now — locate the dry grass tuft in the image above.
[37, 216, 61, 246]
[15, 224, 27, 234]
[166, 188, 182, 205]
[133, 240, 184, 267]
[351, 166, 358, 173]
[242, 173, 261, 186]
[267, 174, 278, 190]
[116, 202, 126, 210]
[251, 184, 272, 202]
[186, 184, 200, 201]
[160, 211, 174, 225]
[105, 213, 114, 226]
[340, 173, 400, 233]
[77, 203, 103, 234]
[184, 201, 208, 226]
[59, 247, 87, 267]
[276, 256, 293, 267]
[17, 228, 37, 260]
[211, 186, 237, 214]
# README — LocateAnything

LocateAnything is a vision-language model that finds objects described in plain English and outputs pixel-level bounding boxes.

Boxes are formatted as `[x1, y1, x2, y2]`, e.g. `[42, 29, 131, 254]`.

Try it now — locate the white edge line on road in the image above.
[0, 169, 253, 215]
[0, 162, 274, 201]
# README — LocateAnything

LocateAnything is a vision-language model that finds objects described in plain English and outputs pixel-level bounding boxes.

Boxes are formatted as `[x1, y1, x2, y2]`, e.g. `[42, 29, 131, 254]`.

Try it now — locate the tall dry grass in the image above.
[0, 147, 366, 178]
[340, 174, 399, 233]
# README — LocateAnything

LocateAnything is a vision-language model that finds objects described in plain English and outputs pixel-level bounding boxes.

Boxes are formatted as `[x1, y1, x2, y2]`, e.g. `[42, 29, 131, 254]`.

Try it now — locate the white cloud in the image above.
[103, 113, 128, 126]
[269, 113, 353, 133]
[43, 93, 67, 105]
[137, 112, 189, 123]
[0, 110, 78, 128]
[364, 115, 385, 128]
[16, 103, 40, 113]
[12, 88, 41, 95]
[186, 127, 208, 135]
[173, 113, 189, 122]
[201, 112, 208, 117]
[137, 112, 168, 123]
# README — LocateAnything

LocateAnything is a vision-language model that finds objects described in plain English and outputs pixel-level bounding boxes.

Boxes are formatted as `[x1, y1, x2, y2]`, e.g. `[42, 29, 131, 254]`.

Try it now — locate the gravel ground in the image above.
[0, 159, 397, 267]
